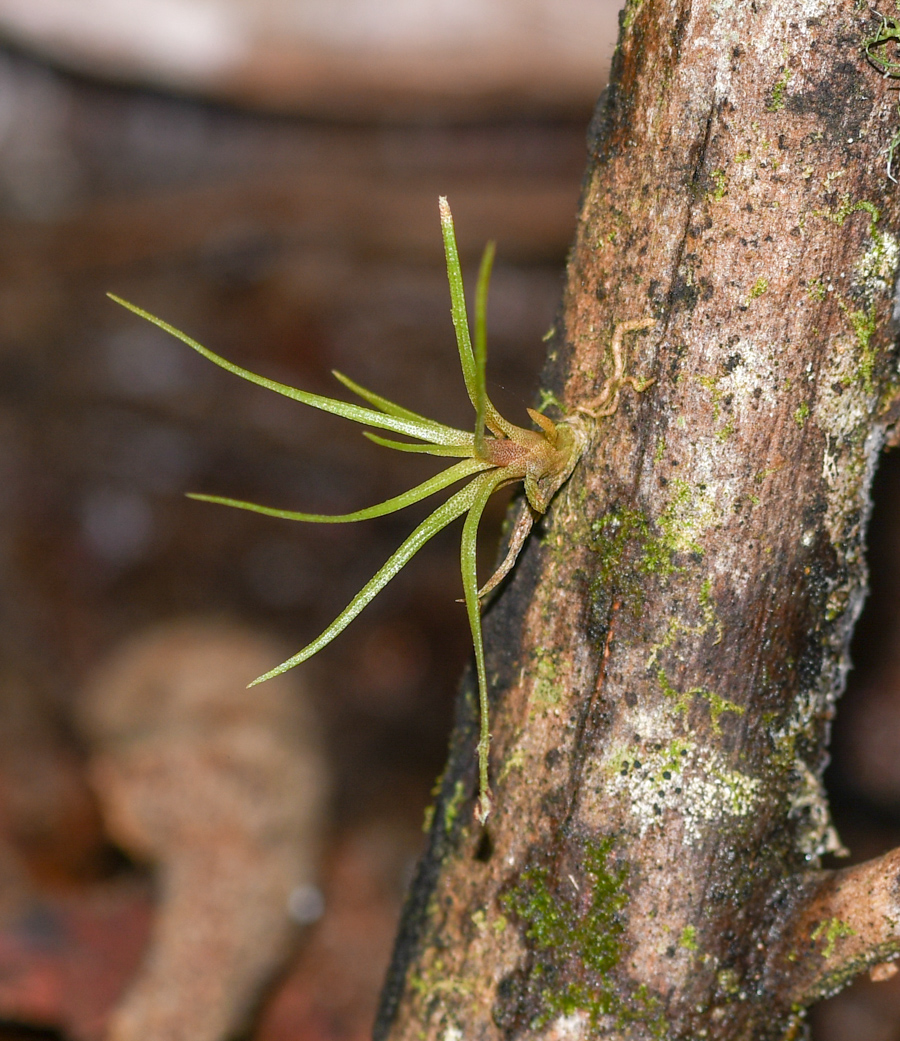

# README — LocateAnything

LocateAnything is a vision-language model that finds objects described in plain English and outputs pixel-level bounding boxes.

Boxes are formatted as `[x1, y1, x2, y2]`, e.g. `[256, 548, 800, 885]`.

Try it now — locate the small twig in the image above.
[766, 848, 900, 1006]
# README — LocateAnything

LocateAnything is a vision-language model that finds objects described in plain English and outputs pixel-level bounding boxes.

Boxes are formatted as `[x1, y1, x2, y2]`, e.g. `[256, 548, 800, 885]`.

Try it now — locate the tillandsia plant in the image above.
[109, 197, 654, 823]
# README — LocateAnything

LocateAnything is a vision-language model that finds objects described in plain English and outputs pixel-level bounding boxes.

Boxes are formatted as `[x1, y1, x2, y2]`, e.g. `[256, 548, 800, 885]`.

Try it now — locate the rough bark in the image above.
[376, 2, 900, 1039]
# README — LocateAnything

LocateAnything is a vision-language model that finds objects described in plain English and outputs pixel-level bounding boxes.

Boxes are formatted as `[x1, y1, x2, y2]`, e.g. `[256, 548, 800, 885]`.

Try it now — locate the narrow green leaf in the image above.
[439, 196, 478, 405]
[473, 241, 495, 456]
[437, 200, 516, 440]
[187, 458, 489, 523]
[248, 479, 484, 686]
[460, 466, 520, 823]
[108, 294, 466, 446]
[331, 369, 467, 441]
[363, 432, 476, 457]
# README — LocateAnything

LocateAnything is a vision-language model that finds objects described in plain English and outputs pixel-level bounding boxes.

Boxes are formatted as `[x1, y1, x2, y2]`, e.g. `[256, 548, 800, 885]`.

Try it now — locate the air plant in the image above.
[109, 198, 652, 823]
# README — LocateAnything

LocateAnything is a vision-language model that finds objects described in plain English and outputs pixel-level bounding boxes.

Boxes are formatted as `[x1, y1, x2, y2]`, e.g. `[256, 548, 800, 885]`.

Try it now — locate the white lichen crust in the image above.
[603, 739, 761, 846]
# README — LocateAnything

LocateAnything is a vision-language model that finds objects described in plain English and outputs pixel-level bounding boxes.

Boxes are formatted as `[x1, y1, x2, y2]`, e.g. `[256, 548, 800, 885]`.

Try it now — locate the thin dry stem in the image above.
[572, 317, 655, 419]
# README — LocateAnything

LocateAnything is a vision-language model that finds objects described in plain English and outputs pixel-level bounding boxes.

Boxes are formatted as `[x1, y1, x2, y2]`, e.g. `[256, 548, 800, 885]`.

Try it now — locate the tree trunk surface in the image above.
[376, 2, 900, 1039]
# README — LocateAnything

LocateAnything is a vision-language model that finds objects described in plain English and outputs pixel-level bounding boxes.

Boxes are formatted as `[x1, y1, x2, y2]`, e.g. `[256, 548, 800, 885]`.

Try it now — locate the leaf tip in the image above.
[249, 657, 300, 686]
[476, 790, 493, 824]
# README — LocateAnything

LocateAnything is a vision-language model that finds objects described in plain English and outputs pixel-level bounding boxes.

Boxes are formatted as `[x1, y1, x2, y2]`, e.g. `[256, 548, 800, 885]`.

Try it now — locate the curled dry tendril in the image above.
[863, 8, 900, 181]
[109, 198, 653, 823]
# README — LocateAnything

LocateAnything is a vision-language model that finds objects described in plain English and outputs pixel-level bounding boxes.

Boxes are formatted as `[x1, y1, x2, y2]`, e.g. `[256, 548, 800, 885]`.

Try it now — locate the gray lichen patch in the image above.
[604, 739, 762, 845]
[788, 759, 847, 860]
[539, 1011, 590, 1040]
[854, 229, 900, 305]
[816, 360, 872, 443]
[815, 335, 884, 566]
[713, 341, 780, 413]
[771, 696, 846, 860]
[808, 221, 896, 553]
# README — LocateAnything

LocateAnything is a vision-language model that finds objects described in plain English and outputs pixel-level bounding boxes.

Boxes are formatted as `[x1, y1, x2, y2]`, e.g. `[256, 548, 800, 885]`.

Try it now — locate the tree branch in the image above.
[769, 850, 900, 1008]
[376, 2, 900, 1038]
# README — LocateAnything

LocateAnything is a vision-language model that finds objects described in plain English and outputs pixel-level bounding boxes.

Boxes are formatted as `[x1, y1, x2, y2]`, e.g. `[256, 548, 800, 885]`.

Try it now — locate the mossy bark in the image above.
[376, 2, 900, 1039]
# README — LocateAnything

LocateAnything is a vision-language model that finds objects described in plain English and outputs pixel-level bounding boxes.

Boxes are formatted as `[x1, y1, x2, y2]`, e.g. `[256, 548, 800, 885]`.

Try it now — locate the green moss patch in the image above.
[497, 838, 665, 1033]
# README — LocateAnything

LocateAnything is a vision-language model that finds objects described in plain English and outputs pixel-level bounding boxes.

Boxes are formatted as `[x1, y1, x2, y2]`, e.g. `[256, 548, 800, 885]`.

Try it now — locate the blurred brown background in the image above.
[0, 2, 899, 1039]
